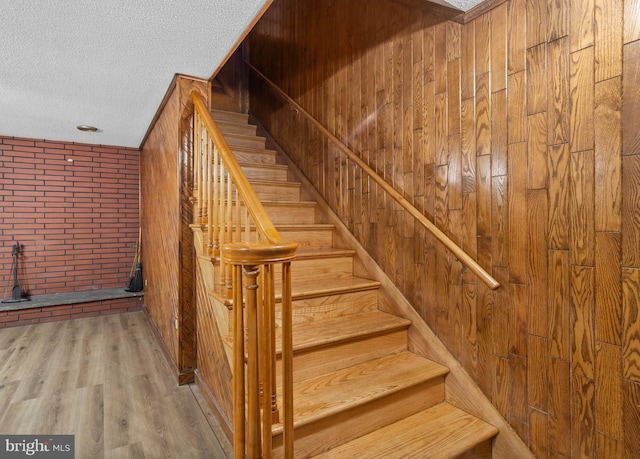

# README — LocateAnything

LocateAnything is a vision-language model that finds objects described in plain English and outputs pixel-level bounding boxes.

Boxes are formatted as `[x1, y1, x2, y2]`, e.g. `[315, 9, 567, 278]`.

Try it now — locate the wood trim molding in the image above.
[458, 0, 507, 23]
[142, 305, 195, 385]
[390, 0, 464, 23]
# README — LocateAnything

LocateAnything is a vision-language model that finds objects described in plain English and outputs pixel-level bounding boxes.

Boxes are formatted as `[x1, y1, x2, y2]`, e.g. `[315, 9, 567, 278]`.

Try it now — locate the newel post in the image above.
[224, 241, 297, 459]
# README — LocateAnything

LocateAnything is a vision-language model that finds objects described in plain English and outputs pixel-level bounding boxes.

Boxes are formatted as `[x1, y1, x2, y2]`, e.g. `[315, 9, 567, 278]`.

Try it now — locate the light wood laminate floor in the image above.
[0, 312, 230, 458]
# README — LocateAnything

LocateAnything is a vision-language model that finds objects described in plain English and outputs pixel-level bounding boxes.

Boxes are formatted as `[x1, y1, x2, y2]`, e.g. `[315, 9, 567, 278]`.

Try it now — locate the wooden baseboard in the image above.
[195, 370, 233, 450]
[142, 305, 194, 385]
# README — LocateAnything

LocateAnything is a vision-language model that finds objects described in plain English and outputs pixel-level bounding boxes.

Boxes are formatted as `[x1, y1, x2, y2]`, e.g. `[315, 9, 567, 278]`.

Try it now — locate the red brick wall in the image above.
[0, 136, 140, 297]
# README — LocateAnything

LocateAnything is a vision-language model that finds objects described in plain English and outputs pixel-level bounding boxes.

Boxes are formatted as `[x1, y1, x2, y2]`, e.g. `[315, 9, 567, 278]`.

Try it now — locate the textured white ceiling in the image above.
[0, 0, 482, 148]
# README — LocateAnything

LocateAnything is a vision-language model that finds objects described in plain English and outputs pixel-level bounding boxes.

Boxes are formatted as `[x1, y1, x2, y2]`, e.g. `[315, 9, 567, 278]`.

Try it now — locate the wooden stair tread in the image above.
[294, 247, 355, 260]
[278, 311, 411, 353]
[312, 402, 499, 459]
[249, 179, 301, 188]
[273, 351, 449, 433]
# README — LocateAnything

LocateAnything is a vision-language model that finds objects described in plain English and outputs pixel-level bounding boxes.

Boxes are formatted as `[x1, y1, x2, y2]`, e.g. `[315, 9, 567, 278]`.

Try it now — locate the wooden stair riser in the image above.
[241, 163, 289, 181]
[280, 289, 379, 325]
[273, 226, 334, 250]
[224, 133, 266, 149]
[204, 224, 334, 250]
[211, 109, 249, 124]
[210, 274, 379, 331]
[232, 148, 277, 165]
[216, 120, 257, 137]
[272, 377, 446, 459]
[275, 330, 408, 384]
[201, 201, 315, 225]
[243, 181, 301, 201]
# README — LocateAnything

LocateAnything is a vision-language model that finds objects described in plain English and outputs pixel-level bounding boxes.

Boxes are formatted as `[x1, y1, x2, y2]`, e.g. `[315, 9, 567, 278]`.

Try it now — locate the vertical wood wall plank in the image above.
[491, 3, 507, 92]
[624, 0, 640, 44]
[623, 380, 640, 457]
[622, 155, 640, 267]
[547, 37, 569, 145]
[596, 342, 624, 440]
[594, 77, 622, 232]
[572, 376, 596, 457]
[569, 47, 595, 153]
[570, 150, 595, 267]
[528, 188, 548, 337]
[492, 175, 509, 267]
[548, 0, 569, 41]
[570, 0, 594, 52]
[526, 44, 548, 116]
[530, 409, 549, 458]
[507, 0, 526, 73]
[491, 90, 508, 176]
[595, 232, 622, 345]
[571, 266, 595, 379]
[528, 335, 549, 411]
[549, 250, 570, 360]
[622, 268, 640, 381]
[507, 71, 526, 144]
[461, 20, 475, 100]
[527, 112, 549, 189]
[527, 0, 548, 47]
[623, 41, 640, 156]
[594, 0, 623, 82]
[548, 143, 570, 250]
[549, 357, 571, 456]
[475, 13, 490, 77]
[475, 73, 492, 156]
[508, 142, 527, 283]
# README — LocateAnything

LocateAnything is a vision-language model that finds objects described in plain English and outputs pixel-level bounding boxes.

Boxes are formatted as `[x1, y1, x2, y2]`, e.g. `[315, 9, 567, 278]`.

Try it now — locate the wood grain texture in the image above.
[569, 47, 595, 153]
[0, 313, 227, 458]
[594, 0, 623, 82]
[622, 155, 640, 267]
[596, 342, 624, 440]
[622, 268, 640, 382]
[245, 0, 640, 456]
[594, 77, 622, 232]
[625, 0, 640, 43]
[595, 232, 622, 345]
[569, 0, 594, 52]
[547, 37, 570, 145]
[623, 40, 640, 156]
[527, 44, 547, 116]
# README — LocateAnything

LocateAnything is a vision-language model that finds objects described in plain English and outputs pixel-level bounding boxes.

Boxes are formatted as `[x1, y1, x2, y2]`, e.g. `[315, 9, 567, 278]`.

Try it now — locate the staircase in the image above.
[210, 108, 499, 458]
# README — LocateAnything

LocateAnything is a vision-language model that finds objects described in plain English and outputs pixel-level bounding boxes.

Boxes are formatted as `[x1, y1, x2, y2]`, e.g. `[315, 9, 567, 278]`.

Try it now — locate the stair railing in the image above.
[247, 63, 500, 291]
[190, 89, 297, 459]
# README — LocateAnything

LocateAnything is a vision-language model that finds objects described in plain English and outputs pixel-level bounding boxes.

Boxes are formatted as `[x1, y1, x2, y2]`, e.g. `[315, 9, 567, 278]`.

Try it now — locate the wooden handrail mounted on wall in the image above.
[247, 63, 500, 291]
[190, 89, 297, 459]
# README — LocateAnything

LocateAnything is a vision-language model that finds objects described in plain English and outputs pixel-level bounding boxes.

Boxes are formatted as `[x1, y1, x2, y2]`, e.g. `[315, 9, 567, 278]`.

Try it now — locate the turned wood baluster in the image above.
[244, 265, 262, 459]
[281, 260, 294, 458]
[212, 145, 220, 255]
[225, 172, 233, 295]
[218, 164, 226, 292]
[192, 114, 201, 225]
[232, 264, 245, 459]
[206, 133, 214, 255]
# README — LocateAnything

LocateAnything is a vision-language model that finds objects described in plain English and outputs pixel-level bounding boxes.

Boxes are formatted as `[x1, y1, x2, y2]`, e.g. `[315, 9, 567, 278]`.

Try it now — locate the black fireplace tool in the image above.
[2, 241, 30, 303]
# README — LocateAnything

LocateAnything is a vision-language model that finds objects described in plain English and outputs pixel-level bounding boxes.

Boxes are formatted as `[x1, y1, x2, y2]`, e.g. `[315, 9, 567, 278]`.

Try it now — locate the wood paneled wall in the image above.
[247, 0, 640, 456]
[140, 76, 207, 383]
